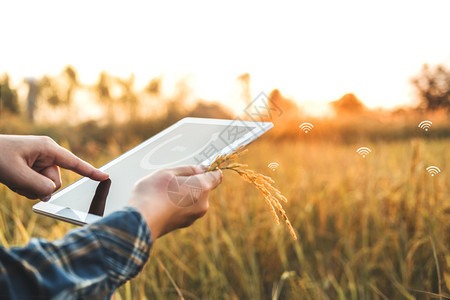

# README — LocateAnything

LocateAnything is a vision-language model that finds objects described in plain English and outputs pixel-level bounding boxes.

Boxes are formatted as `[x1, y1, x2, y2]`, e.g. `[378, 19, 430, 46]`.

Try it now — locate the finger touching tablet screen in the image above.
[33, 117, 273, 225]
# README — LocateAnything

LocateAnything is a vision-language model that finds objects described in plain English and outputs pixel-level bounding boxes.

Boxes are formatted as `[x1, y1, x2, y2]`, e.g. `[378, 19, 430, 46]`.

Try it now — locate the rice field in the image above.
[0, 136, 449, 299]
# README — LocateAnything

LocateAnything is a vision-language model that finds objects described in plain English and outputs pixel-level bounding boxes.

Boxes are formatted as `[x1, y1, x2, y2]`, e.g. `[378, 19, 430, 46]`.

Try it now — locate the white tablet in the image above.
[33, 117, 273, 225]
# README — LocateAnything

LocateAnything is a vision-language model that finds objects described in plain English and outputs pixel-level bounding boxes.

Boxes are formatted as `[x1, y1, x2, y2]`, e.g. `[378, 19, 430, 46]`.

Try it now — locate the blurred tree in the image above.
[39, 75, 62, 107]
[163, 77, 191, 123]
[24, 66, 81, 123]
[0, 75, 20, 115]
[268, 89, 300, 118]
[25, 78, 40, 122]
[95, 72, 114, 122]
[145, 77, 161, 95]
[63, 65, 79, 108]
[187, 101, 232, 119]
[411, 63, 450, 111]
[330, 93, 365, 116]
[236, 73, 251, 106]
[116, 74, 139, 120]
[94, 72, 141, 123]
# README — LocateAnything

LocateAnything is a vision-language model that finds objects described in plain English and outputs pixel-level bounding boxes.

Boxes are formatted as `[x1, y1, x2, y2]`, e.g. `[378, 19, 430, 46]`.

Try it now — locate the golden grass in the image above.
[206, 146, 297, 240]
[1, 137, 449, 299]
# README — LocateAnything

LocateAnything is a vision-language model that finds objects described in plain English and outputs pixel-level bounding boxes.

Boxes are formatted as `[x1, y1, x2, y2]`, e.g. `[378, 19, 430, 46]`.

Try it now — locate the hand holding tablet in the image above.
[33, 117, 273, 225]
[128, 165, 222, 238]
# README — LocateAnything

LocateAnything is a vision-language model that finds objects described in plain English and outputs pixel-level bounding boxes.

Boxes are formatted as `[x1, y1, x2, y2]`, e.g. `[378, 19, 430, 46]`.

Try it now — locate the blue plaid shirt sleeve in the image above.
[0, 206, 152, 299]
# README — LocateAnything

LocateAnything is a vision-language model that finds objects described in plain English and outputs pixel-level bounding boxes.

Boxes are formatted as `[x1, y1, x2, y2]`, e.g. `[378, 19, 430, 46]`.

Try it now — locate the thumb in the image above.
[167, 165, 206, 177]
[10, 165, 56, 199]
[194, 169, 223, 191]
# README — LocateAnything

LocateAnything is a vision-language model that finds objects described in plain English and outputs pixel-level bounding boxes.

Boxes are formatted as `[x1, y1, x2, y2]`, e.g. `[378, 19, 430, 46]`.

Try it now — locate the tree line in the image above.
[1, 63, 450, 124]
[0, 66, 164, 123]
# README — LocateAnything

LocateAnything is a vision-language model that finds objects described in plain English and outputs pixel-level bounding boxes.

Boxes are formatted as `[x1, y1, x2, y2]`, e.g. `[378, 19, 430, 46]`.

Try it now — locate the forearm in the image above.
[0, 207, 152, 299]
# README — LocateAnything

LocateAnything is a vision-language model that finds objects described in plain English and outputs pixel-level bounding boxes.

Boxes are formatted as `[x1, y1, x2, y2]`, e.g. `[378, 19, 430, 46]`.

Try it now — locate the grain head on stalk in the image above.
[206, 146, 297, 240]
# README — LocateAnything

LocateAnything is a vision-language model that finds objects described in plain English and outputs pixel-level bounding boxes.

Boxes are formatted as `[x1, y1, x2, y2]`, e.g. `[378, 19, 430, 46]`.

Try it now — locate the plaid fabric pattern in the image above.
[0, 207, 152, 299]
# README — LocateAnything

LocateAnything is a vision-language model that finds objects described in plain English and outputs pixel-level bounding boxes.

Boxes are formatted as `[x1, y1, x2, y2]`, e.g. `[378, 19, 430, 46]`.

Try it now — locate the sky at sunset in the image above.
[1, 0, 450, 114]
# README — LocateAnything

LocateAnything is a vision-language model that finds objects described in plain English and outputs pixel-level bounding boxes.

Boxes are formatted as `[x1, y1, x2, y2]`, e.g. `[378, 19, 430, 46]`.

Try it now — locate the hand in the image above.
[0, 135, 109, 201]
[128, 165, 223, 239]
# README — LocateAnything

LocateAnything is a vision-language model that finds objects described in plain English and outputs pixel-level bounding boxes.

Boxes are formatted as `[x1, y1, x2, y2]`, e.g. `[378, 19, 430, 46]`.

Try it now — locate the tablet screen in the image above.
[34, 119, 267, 224]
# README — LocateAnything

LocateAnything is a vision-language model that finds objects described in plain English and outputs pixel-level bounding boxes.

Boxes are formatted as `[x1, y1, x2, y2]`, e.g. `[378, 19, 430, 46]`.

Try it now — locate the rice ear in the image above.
[207, 147, 297, 240]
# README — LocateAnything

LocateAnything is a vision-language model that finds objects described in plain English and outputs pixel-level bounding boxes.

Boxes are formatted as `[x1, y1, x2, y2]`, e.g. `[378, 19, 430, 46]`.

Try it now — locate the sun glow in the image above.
[1, 0, 450, 114]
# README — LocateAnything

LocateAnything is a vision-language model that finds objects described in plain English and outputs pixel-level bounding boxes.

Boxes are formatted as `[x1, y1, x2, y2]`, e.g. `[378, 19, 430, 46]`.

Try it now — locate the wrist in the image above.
[128, 203, 164, 239]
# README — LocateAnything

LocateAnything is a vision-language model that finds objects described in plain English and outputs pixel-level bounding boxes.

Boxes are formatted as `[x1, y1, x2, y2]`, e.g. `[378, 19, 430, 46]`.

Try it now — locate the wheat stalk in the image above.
[207, 146, 297, 240]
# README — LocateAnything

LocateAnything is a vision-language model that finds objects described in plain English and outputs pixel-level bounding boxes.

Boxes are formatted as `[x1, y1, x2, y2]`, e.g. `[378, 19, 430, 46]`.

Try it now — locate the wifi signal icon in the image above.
[426, 166, 441, 176]
[299, 122, 314, 133]
[356, 147, 371, 158]
[268, 162, 280, 171]
[418, 120, 432, 131]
